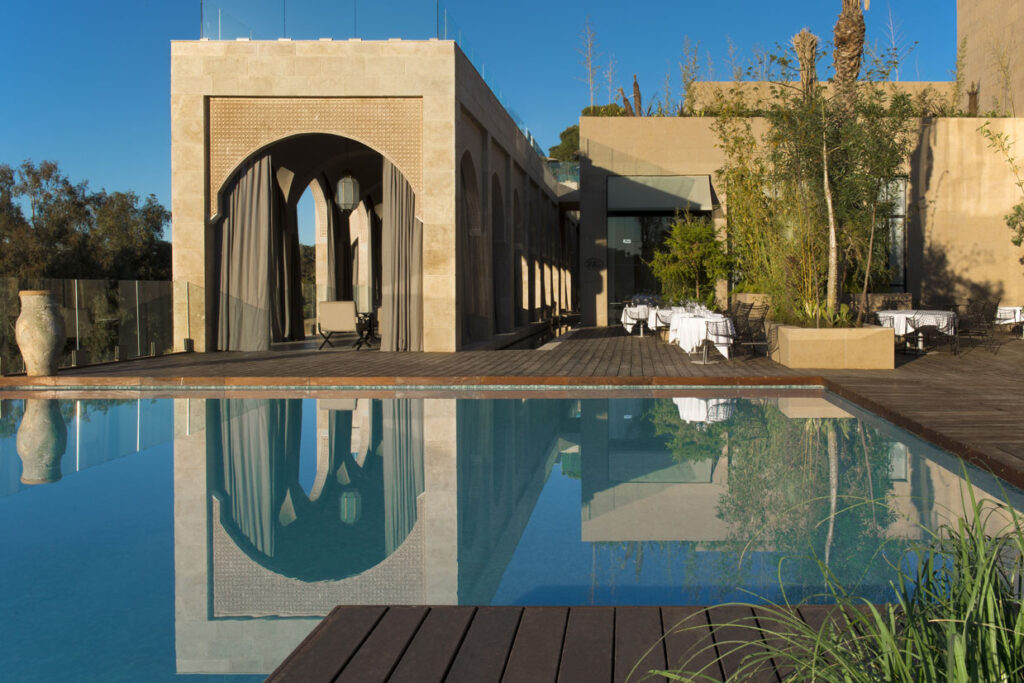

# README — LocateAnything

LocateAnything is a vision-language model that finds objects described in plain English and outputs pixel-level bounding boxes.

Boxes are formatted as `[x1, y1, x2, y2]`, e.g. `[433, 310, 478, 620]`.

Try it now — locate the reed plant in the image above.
[653, 482, 1024, 682]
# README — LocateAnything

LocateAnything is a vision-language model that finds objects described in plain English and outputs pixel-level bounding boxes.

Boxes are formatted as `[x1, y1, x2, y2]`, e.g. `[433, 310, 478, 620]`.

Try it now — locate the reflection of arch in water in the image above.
[208, 398, 424, 581]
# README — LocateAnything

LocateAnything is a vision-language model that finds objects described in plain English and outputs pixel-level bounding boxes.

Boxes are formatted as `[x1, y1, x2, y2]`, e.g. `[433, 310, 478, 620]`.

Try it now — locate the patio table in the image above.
[620, 305, 650, 334]
[997, 305, 1024, 338]
[668, 311, 735, 359]
[877, 309, 956, 351]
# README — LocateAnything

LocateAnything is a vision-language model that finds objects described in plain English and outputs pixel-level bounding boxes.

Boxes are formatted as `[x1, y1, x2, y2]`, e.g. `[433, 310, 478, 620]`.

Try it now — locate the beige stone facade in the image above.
[171, 39, 572, 353]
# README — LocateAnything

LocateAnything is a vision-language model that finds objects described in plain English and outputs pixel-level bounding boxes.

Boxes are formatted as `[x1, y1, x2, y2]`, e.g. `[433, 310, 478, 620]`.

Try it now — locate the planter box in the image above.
[733, 292, 771, 308]
[771, 324, 894, 370]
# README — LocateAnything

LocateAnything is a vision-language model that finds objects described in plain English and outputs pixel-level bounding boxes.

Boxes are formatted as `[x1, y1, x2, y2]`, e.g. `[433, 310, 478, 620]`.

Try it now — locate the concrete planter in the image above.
[15, 290, 65, 376]
[771, 324, 894, 370]
[733, 292, 772, 308]
[16, 399, 67, 484]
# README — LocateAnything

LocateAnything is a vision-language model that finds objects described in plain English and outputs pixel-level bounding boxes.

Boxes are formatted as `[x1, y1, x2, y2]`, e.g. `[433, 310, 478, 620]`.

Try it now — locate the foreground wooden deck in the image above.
[268, 604, 841, 682]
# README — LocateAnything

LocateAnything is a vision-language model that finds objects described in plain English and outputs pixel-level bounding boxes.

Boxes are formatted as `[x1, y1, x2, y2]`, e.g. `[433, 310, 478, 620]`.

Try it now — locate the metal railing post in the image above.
[135, 280, 142, 358]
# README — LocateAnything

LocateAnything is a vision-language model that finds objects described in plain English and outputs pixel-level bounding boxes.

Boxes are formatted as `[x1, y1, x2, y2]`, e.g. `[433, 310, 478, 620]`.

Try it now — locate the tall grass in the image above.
[654, 482, 1024, 682]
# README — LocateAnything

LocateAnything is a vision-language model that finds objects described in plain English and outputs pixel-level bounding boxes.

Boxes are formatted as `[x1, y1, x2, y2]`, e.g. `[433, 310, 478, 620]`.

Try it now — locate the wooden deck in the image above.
[268, 604, 842, 682]
[4, 325, 1023, 488]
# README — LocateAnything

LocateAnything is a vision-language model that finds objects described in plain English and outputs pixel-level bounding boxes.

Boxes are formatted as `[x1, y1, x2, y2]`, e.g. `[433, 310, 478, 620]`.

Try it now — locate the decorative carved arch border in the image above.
[207, 96, 423, 219]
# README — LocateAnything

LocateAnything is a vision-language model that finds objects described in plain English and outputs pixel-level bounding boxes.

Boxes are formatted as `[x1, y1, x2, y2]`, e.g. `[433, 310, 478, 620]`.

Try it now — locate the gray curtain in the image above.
[214, 398, 302, 558]
[381, 160, 423, 351]
[324, 175, 352, 302]
[217, 155, 273, 351]
[216, 153, 303, 350]
[381, 398, 424, 554]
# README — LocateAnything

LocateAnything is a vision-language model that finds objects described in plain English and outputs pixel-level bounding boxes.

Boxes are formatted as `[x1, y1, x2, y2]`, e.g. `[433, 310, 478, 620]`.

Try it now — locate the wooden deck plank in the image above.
[707, 604, 776, 682]
[502, 606, 569, 683]
[614, 607, 667, 683]
[661, 607, 722, 682]
[334, 606, 428, 683]
[558, 607, 615, 682]
[388, 606, 475, 683]
[446, 606, 523, 683]
[266, 605, 385, 682]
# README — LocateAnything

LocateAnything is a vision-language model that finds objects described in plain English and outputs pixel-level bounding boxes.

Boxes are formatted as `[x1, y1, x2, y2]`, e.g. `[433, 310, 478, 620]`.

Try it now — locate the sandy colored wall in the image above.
[454, 51, 564, 346]
[579, 117, 738, 326]
[580, 115, 1024, 326]
[958, 0, 1024, 115]
[909, 117, 1024, 306]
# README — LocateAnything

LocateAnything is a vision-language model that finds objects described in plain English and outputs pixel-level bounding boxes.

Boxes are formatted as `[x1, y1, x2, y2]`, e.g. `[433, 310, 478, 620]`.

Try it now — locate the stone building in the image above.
[171, 39, 578, 353]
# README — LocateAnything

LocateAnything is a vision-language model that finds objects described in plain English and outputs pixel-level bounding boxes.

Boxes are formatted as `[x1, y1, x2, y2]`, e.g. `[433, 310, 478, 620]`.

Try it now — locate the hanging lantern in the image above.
[335, 172, 359, 211]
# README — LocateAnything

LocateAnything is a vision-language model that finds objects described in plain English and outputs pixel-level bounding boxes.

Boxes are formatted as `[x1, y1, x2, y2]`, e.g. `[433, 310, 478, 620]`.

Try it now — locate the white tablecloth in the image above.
[673, 397, 734, 424]
[876, 309, 956, 336]
[620, 305, 650, 333]
[996, 306, 1024, 324]
[668, 312, 735, 358]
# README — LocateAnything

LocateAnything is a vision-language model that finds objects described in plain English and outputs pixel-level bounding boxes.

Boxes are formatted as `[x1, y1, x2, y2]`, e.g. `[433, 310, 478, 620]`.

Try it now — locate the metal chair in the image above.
[700, 318, 735, 364]
[910, 310, 959, 355]
[736, 304, 769, 356]
[624, 305, 650, 336]
[317, 300, 359, 349]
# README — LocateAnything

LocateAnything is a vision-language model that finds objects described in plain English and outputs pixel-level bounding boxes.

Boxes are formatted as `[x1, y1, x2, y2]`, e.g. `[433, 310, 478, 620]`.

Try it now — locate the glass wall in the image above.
[606, 214, 674, 320]
[0, 278, 174, 375]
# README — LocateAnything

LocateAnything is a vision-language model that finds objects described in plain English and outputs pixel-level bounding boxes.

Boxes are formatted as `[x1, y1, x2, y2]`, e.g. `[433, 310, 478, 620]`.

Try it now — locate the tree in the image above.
[648, 213, 732, 305]
[713, 17, 914, 326]
[548, 125, 580, 162]
[577, 17, 601, 110]
[549, 104, 625, 161]
[0, 160, 171, 280]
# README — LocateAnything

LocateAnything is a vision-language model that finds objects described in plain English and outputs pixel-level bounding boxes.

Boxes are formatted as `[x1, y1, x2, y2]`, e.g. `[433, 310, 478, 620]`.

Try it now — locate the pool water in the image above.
[0, 392, 1020, 680]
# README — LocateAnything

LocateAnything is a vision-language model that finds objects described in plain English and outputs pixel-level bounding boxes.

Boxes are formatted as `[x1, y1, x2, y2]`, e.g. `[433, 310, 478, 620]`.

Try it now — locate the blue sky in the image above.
[1, 1, 957, 243]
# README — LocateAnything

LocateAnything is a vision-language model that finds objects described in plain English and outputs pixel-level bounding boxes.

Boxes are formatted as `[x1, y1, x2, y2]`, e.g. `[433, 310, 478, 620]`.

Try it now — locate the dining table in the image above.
[997, 305, 1024, 338]
[876, 309, 957, 351]
[667, 310, 735, 359]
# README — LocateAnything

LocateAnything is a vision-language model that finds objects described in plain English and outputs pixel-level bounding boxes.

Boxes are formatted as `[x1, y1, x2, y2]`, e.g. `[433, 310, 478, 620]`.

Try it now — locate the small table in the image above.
[355, 312, 379, 349]
[620, 305, 651, 335]
[876, 309, 956, 352]
[668, 312, 735, 360]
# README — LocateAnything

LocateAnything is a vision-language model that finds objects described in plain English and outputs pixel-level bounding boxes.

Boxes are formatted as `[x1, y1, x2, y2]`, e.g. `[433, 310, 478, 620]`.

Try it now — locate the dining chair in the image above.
[701, 318, 734, 364]
[625, 305, 650, 336]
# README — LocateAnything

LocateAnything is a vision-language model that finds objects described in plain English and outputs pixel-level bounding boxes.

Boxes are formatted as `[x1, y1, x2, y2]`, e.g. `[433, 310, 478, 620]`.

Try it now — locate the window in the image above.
[882, 178, 908, 290]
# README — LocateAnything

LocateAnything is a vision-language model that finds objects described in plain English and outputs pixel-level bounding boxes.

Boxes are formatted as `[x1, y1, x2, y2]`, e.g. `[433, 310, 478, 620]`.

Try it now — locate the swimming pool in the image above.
[0, 390, 1020, 679]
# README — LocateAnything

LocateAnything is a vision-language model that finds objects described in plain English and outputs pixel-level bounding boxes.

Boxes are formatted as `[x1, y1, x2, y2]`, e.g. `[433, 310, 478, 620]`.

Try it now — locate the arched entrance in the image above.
[211, 133, 422, 352]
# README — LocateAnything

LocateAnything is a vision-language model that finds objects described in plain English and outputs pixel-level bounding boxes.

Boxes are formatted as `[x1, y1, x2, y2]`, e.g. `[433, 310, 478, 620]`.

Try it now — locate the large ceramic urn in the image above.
[15, 290, 65, 376]
[16, 399, 67, 485]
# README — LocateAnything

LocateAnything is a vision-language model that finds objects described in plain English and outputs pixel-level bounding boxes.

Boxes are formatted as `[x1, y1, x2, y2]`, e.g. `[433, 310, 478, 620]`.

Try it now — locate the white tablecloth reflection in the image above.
[673, 397, 735, 424]
[668, 312, 735, 359]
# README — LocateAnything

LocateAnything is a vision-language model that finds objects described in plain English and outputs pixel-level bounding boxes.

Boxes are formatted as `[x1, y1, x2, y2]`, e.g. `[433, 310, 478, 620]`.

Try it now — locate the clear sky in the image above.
[1, 0, 957, 243]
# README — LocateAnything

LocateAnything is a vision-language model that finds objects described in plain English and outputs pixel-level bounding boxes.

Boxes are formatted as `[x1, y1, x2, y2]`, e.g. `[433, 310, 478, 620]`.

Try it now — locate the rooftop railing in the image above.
[198, 0, 546, 158]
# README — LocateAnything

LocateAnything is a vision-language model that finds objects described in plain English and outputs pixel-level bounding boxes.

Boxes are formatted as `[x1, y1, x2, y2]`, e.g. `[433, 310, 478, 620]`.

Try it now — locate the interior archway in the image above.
[211, 133, 419, 351]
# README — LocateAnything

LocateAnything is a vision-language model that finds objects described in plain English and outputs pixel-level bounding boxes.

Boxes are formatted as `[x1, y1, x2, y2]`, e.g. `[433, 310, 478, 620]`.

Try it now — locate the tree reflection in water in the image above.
[649, 397, 902, 603]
